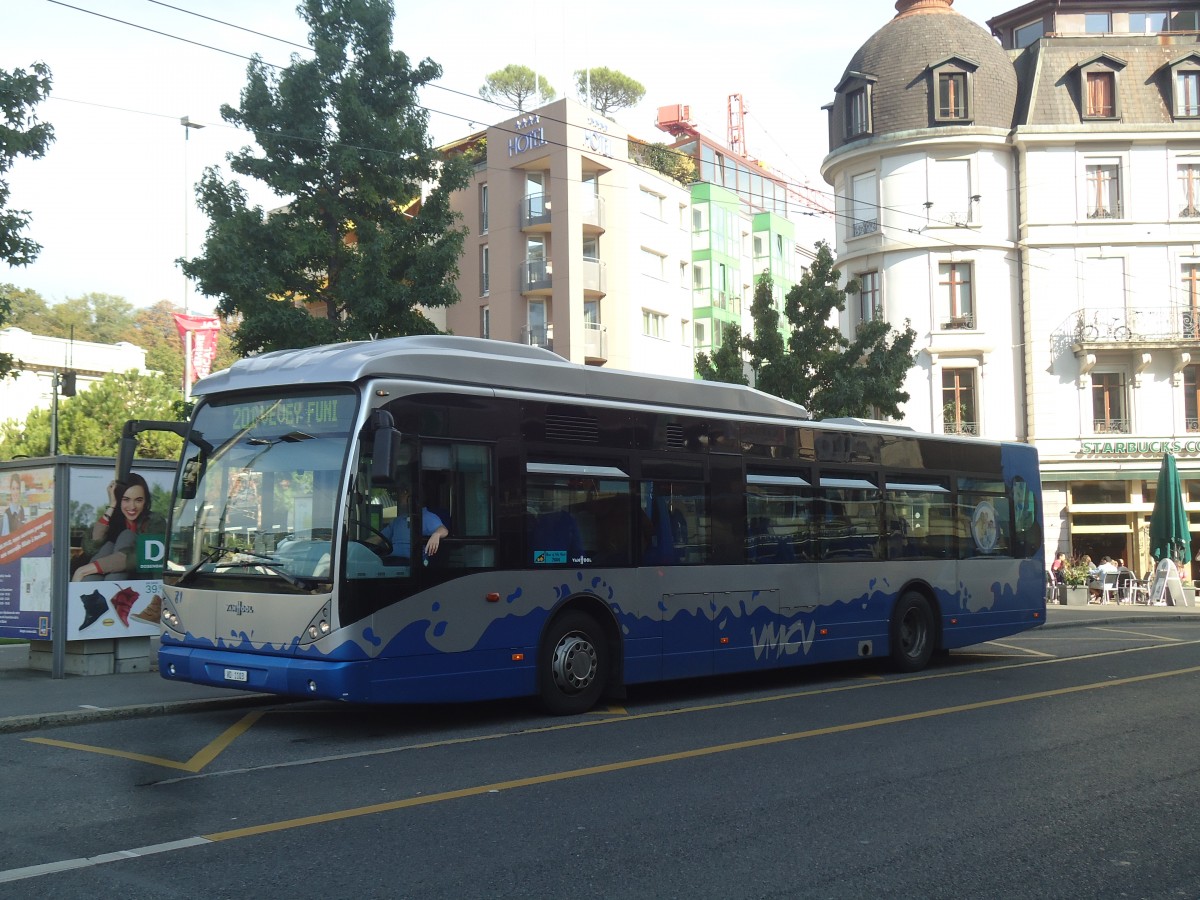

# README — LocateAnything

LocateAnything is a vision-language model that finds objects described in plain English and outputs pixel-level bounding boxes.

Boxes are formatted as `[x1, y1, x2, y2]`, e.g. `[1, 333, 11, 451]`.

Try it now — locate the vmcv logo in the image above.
[226, 601, 255, 615]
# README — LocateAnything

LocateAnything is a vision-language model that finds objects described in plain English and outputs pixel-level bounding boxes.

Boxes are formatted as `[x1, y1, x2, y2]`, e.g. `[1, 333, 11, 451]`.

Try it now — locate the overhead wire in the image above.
[38, 0, 1200, 315]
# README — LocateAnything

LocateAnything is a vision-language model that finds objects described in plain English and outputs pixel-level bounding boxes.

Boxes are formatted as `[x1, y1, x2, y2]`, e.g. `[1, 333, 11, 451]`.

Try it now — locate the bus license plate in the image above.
[223, 668, 248, 683]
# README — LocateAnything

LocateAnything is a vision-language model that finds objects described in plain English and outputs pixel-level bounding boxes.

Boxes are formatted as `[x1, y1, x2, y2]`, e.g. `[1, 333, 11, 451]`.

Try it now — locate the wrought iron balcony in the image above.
[943, 421, 978, 436]
[852, 218, 879, 237]
[1057, 307, 1200, 346]
[1092, 418, 1131, 435]
[941, 314, 974, 330]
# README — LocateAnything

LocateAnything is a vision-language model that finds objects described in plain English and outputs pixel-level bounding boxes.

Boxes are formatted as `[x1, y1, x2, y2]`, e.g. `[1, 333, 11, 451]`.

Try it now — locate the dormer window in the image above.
[835, 71, 877, 140]
[929, 57, 977, 125]
[1078, 54, 1125, 121]
[1169, 56, 1200, 119]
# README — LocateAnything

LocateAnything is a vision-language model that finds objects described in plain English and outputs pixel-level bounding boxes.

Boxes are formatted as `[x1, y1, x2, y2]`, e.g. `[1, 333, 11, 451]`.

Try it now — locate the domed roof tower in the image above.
[826, 0, 1017, 154]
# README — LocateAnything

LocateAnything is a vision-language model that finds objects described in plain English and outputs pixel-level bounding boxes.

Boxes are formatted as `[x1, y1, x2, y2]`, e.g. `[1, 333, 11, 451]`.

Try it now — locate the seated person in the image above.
[378, 506, 448, 563]
[1087, 555, 1119, 602]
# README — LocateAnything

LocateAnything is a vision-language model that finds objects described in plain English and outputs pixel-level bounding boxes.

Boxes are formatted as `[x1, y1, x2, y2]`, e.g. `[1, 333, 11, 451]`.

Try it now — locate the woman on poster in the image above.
[72, 473, 166, 581]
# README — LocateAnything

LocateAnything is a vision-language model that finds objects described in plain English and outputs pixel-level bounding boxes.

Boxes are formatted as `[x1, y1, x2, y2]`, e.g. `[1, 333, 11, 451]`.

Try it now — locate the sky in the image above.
[2, 0, 999, 315]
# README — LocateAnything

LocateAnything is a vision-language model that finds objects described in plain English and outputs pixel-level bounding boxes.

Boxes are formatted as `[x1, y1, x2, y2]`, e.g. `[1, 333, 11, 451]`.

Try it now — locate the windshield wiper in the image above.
[181, 544, 317, 590]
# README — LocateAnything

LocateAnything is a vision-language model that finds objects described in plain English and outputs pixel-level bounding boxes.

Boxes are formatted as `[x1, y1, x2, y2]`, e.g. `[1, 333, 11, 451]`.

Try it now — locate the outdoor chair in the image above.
[1096, 570, 1120, 604]
[1116, 568, 1135, 604]
[1045, 569, 1061, 605]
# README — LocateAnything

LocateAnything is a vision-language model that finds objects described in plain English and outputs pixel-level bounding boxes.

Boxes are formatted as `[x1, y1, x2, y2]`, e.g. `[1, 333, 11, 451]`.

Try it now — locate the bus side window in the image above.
[527, 463, 633, 567]
[423, 442, 495, 569]
[642, 481, 709, 566]
[746, 472, 812, 563]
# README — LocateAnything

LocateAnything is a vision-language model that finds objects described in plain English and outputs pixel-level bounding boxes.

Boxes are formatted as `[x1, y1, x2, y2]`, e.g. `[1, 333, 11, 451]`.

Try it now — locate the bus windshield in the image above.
[167, 389, 358, 590]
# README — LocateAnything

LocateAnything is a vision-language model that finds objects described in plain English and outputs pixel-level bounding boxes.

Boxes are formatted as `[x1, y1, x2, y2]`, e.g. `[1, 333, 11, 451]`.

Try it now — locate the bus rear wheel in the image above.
[889, 592, 935, 673]
[538, 611, 607, 716]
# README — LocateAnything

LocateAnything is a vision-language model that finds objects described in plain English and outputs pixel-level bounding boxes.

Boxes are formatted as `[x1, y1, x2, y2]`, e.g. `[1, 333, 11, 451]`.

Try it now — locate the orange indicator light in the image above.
[719, 636, 729, 645]
[485, 592, 500, 603]
[818, 627, 829, 636]
[511, 652, 525, 662]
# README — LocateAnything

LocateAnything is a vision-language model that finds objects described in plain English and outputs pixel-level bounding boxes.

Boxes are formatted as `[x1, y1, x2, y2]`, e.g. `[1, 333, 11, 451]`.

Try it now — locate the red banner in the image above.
[173, 313, 221, 384]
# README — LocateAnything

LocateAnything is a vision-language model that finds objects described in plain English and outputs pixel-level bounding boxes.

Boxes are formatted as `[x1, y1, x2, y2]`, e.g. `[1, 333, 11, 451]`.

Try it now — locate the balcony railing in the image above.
[520, 260, 552, 293]
[1057, 307, 1200, 345]
[521, 193, 551, 228]
[582, 257, 606, 295]
[521, 324, 553, 351]
[943, 421, 979, 436]
[941, 314, 974, 330]
[1093, 418, 1131, 435]
[1087, 201, 1122, 219]
[852, 218, 879, 237]
[584, 322, 607, 362]
[581, 195, 605, 231]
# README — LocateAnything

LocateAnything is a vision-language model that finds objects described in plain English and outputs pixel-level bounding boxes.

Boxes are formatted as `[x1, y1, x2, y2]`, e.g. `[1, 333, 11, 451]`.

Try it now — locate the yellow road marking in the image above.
[202, 663, 1200, 842]
[23, 711, 266, 772]
[987, 640, 1055, 658]
[1093, 627, 1183, 643]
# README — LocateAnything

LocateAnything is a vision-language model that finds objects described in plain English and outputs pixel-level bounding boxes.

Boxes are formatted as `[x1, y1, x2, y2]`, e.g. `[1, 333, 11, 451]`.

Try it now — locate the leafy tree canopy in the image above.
[0, 62, 54, 270]
[479, 64, 555, 112]
[0, 371, 184, 460]
[182, 0, 471, 356]
[0, 62, 54, 382]
[698, 243, 916, 421]
[573, 67, 645, 118]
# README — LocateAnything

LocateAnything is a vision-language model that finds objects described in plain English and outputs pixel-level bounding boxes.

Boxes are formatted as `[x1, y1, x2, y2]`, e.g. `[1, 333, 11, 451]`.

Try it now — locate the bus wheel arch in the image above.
[888, 584, 940, 673]
[536, 597, 620, 716]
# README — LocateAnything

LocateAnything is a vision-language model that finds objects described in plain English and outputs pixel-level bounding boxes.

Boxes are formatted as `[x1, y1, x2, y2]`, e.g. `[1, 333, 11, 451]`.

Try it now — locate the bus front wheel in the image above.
[889, 592, 935, 673]
[538, 611, 607, 715]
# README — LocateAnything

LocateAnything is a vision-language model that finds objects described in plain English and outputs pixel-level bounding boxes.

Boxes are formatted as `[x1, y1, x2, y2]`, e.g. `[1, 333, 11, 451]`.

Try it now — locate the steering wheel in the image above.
[349, 519, 392, 558]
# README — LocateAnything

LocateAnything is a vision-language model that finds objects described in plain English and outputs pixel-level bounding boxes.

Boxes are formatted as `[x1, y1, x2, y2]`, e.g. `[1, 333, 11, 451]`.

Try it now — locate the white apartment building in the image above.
[823, 0, 1200, 577]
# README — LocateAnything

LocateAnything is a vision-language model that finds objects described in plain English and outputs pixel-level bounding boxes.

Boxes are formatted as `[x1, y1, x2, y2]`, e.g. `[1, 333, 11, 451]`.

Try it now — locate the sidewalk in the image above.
[2, 601, 1199, 734]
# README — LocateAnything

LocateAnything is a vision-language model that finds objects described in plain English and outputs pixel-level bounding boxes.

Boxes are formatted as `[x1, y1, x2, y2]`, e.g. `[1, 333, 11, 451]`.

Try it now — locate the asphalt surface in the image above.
[2, 601, 1198, 734]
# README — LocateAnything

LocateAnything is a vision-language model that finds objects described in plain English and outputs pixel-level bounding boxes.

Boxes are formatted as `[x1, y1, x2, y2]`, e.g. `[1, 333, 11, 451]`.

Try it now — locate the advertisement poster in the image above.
[0, 468, 55, 639]
[65, 466, 175, 641]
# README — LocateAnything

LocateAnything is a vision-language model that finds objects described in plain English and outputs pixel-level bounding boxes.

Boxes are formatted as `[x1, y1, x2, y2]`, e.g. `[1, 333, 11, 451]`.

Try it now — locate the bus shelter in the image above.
[0, 456, 175, 677]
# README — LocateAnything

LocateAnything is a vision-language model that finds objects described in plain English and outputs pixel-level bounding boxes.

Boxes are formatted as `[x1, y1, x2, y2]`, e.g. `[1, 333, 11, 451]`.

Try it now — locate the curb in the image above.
[0, 693, 282, 735]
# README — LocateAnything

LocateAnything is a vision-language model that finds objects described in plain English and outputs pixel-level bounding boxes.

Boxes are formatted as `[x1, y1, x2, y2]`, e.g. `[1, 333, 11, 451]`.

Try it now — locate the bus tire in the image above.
[889, 592, 935, 673]
[538, 611, 607, 716]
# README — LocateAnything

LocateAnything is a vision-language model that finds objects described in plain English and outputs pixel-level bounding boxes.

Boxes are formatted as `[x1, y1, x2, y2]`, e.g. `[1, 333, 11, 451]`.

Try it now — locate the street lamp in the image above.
[181, 116, 205, 401]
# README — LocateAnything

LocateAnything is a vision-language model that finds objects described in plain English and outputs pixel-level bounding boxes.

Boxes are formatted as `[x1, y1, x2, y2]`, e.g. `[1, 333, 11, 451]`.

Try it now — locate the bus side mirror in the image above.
[369, 410, 401, 486]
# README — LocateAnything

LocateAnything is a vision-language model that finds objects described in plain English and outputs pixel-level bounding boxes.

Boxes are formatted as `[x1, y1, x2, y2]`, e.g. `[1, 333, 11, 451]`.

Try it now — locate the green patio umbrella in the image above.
[1149, 452, 1192, 564]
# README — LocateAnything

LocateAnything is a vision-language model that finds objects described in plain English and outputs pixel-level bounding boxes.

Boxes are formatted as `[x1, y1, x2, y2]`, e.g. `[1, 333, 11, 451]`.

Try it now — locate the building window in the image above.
[1175, 68, 1200, 118]
[1183, 263, 1200, 337]
[479, 304, 490, 340]
[1170, 12, 1200, 31]
[1086, 161, 1121, 218]
[939, 262, 973, 328]
[850, 171, 878, 237]
[1092, 372, 1128, 433]
[1186, 366, 1200, 432]
[1014, 19, 1044, 47]
[1085, 71, 1116, 118]
[479, 182, 488, 234]
[933, 69, 971, 122]
[479, 244, 489, 296]
[1131, 12, 1168, 33]
[942, 368, 977, 436]
[858, 271, 881, 322]
[930, 158, 972, 225]
[847, 87, 870, 138]
[641, 188, 664, 221]
[1178, 163, 1200, 217]
[642, 309, 666, 339]
[642, 248, 665, 280]
[526, 299, 549, 349]
[1085, 13, 1111, 33]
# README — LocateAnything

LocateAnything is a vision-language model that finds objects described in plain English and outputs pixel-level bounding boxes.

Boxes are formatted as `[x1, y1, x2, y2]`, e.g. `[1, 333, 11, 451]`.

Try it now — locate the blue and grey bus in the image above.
[138, 335, 1044, 714]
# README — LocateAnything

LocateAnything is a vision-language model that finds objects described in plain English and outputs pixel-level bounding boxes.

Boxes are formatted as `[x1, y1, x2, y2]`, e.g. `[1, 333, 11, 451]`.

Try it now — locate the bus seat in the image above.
[532, 509, 584, 560]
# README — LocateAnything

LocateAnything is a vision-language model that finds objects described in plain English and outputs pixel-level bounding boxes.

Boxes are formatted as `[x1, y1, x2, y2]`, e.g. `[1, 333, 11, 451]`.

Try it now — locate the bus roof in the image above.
[194, 335, 812, 422]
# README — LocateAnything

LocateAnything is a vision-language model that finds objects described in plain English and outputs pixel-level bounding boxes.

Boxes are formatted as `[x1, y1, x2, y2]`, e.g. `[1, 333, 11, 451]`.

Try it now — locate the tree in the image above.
[573, 67, 645, 118]
[0, 62, 54, 381]
[700, 244, 916, 420]
[0, 371, 183, 460]
[181, 0, 471, 356]
[695, 322, 748, 385]
[479, 64, 555, 112]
